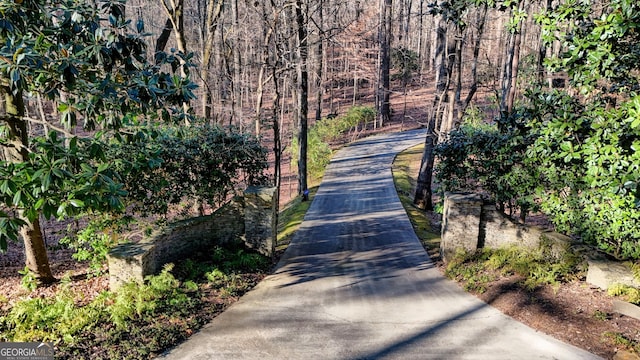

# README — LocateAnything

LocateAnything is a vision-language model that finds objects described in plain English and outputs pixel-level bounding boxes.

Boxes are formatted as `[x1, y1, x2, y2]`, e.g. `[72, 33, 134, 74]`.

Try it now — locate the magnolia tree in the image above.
[0, 0, 199, 283]
[530, 0, 640, 259]
[434, 0, 640, 260]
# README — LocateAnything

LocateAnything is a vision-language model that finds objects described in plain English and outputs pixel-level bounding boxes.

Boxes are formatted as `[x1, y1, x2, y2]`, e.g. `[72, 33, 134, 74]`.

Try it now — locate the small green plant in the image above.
[109, 124, 269, 218]
[109, 263, 194, 329]
[208, 245, 269, 273]
[18, 267, 37, 292]
[391, 47, 419, 85]
[592, 309, 610, 321]
[60, 223, 119, 277]
[445, 244, 582, 293]
[445, 249, 496, 293]
[1, 288, 107, 343]
[628, 262, 640, 282]
[223, 249, 268, 272]
[205, 268, 228, 286]
[603, 331, 640, 353]
[178, 258, 214, 281]
[2, 247, 270, 358]
[608, 283, 640, 305]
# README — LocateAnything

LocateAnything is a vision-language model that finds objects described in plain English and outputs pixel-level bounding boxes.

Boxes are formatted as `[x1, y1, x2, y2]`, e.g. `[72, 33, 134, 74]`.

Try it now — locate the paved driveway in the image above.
[160, 129, 601, 360]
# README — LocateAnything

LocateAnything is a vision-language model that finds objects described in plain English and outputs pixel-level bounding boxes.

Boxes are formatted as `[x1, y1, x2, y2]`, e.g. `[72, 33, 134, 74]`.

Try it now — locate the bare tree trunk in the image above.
[199, 0, 224, 119]
[255, 1, 276, 136]
[403, 0, 413, 47]
[500, 0, 526, 116]
[1, 83, 54, 284]
[414, 16, 450, 210]
[314, 0, 325, 121]
[414, 114, 437, 210]
[453, 29, 463, 122]
[398, 0, 404, 44]
[271, 64, 283, 206]
[295, 0, 309, 198]
[377, 0, 392, 127]
[461, 3, 488, 112]
[160, 0, 187, 54]
[159, 0, 192, 122]
[443, 89, 455, 135]
[417, 0, 428, 74]
[230, 0, 244, 125]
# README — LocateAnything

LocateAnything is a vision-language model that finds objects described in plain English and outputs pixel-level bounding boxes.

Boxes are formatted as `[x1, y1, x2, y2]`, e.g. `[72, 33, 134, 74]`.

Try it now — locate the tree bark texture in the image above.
[377, 0, 392, 128]
[414, 16, 450, 210]
[295, 0, 309, 197]
[200, 0, 224, 119]
[1, 83, 55, 283]
[500, 0, 526, 117]
[314, 0, 324, 122]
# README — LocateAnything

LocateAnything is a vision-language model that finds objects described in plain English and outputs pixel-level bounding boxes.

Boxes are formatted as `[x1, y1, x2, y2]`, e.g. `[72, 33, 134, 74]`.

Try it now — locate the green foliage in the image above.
[525, 89, 640, 260]
[435, 109, 538, 218]
[0, 248, 269, 357]
[0, 132, 127, 252]
[0, 264, 201, 349]
[445, 244, 582, 292]
[436, 90, 640, 259]
[537, 0, 640, 94]
[298, 130, 333, 180]
[312, 106, 375, 143]
[0, 288, 109, 344]
[59, 217, 127, 277]
[487, 244, 581, 290]
[0, 0, 197, 128]
[603, 331, 640, 353]
[222, 249, 269, 272]
[172, 245, 269, 287]
[608, 284, 640, 305]
[205, 268, 229, 286]
[0, 0, 200, 252]
[527, 0, 640, 259]
[18, 266, 37, 292]
[209, 245, 270, 273]
[108, 124, 268, 216]
[110, 264, 193, 329]
[445, 249, 495, 293]
[592, 309, 610, 321]
[433, 0, 640, 260]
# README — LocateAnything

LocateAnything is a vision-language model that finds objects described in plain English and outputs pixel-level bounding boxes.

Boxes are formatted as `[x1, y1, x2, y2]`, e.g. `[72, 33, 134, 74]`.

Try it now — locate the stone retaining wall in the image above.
[440, 192, 640, 319]
[107, 187, 277, 290]
[441, 192, 570, 262]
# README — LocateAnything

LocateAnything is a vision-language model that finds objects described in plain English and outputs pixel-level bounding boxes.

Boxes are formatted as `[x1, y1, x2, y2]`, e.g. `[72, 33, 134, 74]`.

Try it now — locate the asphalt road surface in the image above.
[160, 129, 601, 360]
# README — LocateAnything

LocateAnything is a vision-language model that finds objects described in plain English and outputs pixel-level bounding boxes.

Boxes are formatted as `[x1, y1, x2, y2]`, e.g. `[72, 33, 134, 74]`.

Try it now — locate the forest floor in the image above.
[1, 82, 639, 359]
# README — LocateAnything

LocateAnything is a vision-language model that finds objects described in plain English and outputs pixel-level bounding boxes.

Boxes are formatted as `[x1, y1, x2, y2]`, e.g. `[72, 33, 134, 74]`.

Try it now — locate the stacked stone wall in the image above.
[107, 187, 276, 290]
[440, 192, 640, 318]
[441, 192, 570, 262]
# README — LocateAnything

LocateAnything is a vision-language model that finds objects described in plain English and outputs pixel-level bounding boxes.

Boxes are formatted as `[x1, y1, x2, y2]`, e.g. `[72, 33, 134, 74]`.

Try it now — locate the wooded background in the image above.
[103, 0, 563, 198]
